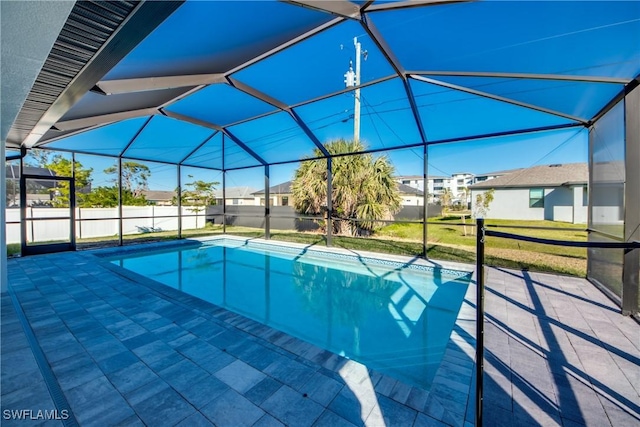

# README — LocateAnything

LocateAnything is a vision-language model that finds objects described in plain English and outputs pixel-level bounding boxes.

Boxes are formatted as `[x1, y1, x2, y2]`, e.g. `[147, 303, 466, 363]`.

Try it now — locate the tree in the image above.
[440, 188, 453, 210]
[177, 177, 219, 228]
[179, 177, 219, 208]
[291, 139, 402, 236]
[473, 188, 495, 218]
[104, 161, 150, 197]
[82, 186, 147, 208]
[45, 155, 93, 207]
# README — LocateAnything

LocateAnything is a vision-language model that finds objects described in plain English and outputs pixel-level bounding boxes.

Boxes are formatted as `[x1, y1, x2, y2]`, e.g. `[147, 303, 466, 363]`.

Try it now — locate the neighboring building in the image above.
[253, 182, 293, 206]
[449, 172, 474, 205]
[470, 163, 588, 223]
[396, 172, 474, 204]
[141, 190, 175, 206]
[214, 186, 257, 205]
[396, 175, 424, 192]
[398, 183, 424, 206]
[473, 167, 524, 184]
[254, 181, 425, 207]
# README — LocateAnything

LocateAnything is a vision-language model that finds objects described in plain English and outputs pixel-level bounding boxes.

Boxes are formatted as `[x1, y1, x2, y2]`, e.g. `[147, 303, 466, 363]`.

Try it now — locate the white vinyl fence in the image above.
[5, 206, 208, 244]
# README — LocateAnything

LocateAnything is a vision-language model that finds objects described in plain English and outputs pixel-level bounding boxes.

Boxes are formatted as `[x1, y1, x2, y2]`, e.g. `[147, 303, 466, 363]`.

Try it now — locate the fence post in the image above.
[475, 217, 485, 427]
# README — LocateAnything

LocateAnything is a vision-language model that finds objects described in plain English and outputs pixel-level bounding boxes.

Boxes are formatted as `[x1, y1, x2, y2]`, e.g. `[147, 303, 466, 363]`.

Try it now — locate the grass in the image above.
[378, 218, 587, 276]
[9, 218, 589, 277]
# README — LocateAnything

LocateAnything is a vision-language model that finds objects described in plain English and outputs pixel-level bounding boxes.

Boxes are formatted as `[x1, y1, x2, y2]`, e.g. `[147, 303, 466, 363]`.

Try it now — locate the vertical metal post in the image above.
[222, 135, 227, 234]
[623, 87, 640, 315]
[354, 37, 361, 142]
[118, 156, 123, 246]
[19, 147, 27, 255]
[71, 153, 77, 247]
[177, 164, 182, 239]
[222, 170, 227, 234]
[73, 152, 81, 241]
[475, 218, 485, 427]
[1, 140, 7, 291]
[422, 143, 428, 258]
[265, 165, 270, 240]
[327, 157, 333, 247]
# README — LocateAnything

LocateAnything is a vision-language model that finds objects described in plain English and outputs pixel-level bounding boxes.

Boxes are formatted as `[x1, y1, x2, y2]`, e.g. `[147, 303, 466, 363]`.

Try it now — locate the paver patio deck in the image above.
[1, 245, 638, 426]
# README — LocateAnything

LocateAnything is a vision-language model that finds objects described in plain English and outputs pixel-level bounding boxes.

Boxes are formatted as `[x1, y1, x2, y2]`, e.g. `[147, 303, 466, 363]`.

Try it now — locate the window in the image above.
[434, 186, 443, 191]
[281, 196, 289, 206]
[434, 179, 443, 184]
[529, 188, 544, 207]
[402, 180, 410, 184]
[232, 198, 239, 205]
[457, 179, 464, 185]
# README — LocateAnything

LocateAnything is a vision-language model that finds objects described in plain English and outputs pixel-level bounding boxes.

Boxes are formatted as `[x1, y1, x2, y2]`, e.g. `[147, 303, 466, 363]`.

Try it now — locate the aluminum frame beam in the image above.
[366, 0, 470, 13]
[223, 130, 268, 166]
[95, 74, 226, 95]
[282, 1, 361, 19]
[54, 108, 159, 132]
[409, 70, 630, 85]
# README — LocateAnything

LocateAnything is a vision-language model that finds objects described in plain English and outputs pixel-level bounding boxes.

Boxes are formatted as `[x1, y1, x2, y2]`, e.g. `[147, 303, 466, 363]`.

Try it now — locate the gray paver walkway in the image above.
[1, 246, 638, 427]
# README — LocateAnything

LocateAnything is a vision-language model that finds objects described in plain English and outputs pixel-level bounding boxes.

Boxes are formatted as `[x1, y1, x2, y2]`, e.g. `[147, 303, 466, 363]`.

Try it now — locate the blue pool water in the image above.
[108, 239, 471, 389]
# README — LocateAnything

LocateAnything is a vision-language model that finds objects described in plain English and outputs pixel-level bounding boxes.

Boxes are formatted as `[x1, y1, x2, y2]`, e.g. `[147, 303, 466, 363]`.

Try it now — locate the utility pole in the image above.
[344, 37, 365, 142]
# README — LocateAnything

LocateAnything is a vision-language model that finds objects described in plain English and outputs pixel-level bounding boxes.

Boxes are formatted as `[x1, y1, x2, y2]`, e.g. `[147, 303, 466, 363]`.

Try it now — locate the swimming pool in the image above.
[107, 238, 472, 389]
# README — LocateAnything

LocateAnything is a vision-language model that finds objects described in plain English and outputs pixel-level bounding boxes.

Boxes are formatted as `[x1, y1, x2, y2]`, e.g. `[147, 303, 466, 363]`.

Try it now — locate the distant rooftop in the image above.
[471, 163, 588, 189]
[255, 180, 423, 196]
[215, 186, 257, 199]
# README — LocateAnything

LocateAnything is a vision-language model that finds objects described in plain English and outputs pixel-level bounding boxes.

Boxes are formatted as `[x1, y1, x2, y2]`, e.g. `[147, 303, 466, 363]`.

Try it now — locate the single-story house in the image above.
[141, 190, 175, 206]
[470, 163, 588, 224]
[253, 181, 425, 207]
[214, 186, 257, 205]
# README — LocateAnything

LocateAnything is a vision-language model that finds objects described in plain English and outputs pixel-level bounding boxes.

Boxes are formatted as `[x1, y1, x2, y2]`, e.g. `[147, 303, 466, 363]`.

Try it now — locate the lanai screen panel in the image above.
[224, 134, 263, 170]
[233, 20, 396, 106]
[57, 88, 191, 123]
[374, 1, 640, 78]
[410, 79, 578, 142]
[103, 1, 333, 80]
[588, 101, 626, 297]
[226, 112, 319, 165]
[45, 117, 149, 156]
[295, 78, 422, 152]
[123, 116, 214, 163]
[181, 132, 223, 170]
[417, 76, 625, 121]
[165, 84, 277, 127]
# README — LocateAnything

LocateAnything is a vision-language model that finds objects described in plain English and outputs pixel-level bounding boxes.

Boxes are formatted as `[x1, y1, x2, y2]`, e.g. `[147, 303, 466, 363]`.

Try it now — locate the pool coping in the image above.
[91, 236, 478, 426]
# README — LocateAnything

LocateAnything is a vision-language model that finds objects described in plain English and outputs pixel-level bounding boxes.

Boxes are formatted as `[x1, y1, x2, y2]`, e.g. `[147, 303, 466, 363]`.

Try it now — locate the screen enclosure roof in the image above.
[6, 0, 640, 170]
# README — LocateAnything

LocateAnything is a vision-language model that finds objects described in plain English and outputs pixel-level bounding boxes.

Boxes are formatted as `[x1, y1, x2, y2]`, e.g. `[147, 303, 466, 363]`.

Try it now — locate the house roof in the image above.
[474, 167, 525, 178]
[396, 175, 450, 181]
[254, 181, 424, 196]
[253, 181, 293, 195]
[470, 163, 588, 189]
[214, 186, 257, 199]
[141, 190, 175, 201]
[398, 183, 424, 196]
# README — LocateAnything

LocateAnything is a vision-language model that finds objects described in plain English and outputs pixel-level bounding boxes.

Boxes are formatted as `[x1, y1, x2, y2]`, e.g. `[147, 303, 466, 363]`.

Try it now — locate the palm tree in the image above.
[291, 139, 402, 236]
[440, 188, 453, 211]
